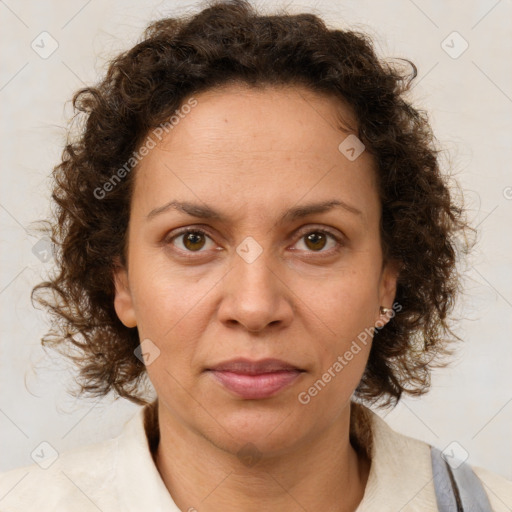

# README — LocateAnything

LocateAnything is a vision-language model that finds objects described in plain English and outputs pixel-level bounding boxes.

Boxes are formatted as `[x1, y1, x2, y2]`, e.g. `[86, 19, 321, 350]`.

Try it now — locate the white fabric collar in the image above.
[112, 402, 437, 511]
[115, 405, 181, 511]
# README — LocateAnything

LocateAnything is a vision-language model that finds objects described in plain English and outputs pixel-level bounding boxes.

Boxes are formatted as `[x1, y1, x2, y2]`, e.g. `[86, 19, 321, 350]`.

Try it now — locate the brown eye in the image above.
[167, 229, 215, 253]
[291, 228, 343, 255]
[182, 232, 206, 251]
[304, 232, 328, 251]
[294, 229, 340, 253]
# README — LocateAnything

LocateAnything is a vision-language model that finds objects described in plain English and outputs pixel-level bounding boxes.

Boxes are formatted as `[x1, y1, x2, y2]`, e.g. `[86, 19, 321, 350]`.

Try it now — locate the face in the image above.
[114, 83, 398, 458]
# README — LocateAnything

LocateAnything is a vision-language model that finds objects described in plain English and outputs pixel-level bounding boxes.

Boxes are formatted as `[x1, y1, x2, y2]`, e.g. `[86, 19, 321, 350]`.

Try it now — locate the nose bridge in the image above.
[218, 237, 292, 331]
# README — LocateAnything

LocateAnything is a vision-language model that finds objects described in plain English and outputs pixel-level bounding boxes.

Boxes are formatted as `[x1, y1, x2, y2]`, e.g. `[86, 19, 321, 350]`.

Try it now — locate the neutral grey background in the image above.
[1, 0, 511, 481]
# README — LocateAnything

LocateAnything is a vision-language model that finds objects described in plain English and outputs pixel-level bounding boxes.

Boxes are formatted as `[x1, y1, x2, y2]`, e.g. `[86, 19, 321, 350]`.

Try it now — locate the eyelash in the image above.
[164, 226, 344, 258]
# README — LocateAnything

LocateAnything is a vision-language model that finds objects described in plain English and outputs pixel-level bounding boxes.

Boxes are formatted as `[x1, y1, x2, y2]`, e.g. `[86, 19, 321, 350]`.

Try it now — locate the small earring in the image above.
[380, 306, 392, 315]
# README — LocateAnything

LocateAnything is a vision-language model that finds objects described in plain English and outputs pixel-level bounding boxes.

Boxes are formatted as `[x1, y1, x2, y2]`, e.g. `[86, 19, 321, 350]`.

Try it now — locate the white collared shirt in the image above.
[1, 403, 511, 511]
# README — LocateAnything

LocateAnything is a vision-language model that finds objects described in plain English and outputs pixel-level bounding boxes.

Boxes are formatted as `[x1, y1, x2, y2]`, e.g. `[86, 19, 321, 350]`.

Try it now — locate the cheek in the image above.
[128, 257, 227, 389]
[301, 261, 380, 338]
[294, 256, 380, 395]
[135, 271, 211, 392]
[298, 300, 373, 413]
[297, 335, 371, 416]
[129, 251, 217, 336]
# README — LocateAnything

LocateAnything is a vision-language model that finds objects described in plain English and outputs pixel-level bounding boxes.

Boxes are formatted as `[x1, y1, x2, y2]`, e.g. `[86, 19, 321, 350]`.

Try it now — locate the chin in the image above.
[206, 403, 307, 455]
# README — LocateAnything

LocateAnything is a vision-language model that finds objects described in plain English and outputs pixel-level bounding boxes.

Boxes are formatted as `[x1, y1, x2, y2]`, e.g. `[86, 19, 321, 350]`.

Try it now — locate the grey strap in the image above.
[431, 446, 460, 511]
[451, 458, 494, 512]
[431, 446, 493, 512]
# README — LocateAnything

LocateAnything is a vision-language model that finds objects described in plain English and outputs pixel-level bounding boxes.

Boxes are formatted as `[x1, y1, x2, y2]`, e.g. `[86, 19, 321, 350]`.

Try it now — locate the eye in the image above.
[292, 228, 342, 253]
[166, 228, 216, 253]
[164, 226, 344, 257]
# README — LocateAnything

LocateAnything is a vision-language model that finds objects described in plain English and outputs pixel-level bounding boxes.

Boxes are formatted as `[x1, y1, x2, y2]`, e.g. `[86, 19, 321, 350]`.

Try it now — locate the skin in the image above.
[114, 83, 399, 512]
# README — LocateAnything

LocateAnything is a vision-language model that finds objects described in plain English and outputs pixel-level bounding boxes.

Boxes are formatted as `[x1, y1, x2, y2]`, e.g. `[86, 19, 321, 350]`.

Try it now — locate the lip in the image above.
[206, 358, 305, 400]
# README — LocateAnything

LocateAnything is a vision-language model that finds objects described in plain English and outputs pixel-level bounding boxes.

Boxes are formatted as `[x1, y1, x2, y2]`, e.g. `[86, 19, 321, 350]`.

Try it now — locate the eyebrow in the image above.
[146, 199, 363, 223]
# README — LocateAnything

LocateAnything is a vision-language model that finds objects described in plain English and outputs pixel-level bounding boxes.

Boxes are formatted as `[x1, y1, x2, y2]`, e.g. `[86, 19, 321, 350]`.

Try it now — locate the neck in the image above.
[150, 401, 371, 512]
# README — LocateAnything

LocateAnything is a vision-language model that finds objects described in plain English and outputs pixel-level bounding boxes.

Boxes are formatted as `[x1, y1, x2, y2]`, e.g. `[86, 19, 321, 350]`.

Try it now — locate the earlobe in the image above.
[376, 259, 401, 326]
[113, 262, 137, 328]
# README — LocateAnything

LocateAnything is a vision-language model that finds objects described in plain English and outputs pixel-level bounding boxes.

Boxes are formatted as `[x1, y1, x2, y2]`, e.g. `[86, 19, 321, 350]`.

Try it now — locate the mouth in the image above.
[206, 358, 305, 400]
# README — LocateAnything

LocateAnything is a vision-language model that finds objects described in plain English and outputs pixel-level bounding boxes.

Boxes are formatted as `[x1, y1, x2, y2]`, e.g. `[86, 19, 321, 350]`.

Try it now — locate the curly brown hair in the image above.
[32, 0, 474, 407]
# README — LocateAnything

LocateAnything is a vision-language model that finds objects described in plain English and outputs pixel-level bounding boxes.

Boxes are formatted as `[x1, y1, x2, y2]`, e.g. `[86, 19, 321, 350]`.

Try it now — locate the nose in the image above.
[217, 247, 294, 334]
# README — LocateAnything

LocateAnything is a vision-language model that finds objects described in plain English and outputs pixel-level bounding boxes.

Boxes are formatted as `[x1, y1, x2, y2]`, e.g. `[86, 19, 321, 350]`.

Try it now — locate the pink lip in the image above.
[209, 370, 302, 399]
[207, 358, 305, 399]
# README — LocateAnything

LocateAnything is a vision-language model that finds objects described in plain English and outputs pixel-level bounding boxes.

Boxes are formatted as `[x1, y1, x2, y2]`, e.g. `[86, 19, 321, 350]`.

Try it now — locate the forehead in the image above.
[132, 83, 378, 223]
[161, 82, 360, 155]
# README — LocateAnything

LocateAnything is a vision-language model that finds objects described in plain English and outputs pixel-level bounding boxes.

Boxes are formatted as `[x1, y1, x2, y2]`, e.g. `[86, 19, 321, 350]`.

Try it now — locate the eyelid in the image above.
[163, 226, 217, 249]
[289, 225, 345, 255]
[293, 224, 343, 243]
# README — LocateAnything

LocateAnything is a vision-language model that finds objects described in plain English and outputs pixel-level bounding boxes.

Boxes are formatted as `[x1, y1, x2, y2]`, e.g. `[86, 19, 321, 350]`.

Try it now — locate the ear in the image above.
[376, 258, 401, 326]
[113, 257, 137, 328]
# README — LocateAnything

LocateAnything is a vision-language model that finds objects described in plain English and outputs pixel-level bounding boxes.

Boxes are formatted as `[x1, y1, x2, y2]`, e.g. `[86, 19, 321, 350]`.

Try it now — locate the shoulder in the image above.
[0, 403, 176, 512]
[355, 404, 512, 511]
[0, 404, 153, 512]
[355, 405, 439, 510]
[0, 434, 120, 512]
[472, 465, 512, 511]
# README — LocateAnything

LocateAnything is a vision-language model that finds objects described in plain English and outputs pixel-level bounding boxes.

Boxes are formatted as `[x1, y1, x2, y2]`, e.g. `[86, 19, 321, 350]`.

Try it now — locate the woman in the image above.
[0, 1, 510, 510]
